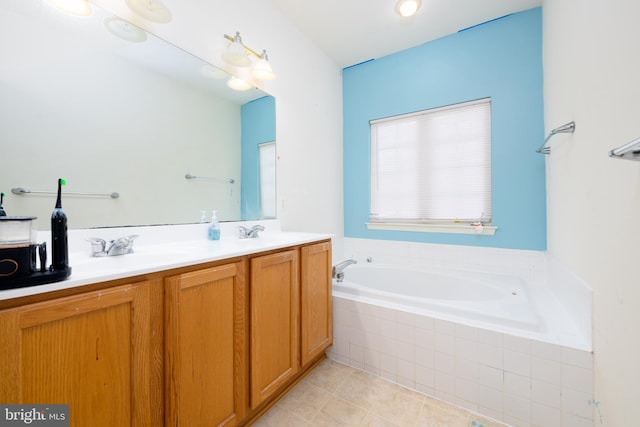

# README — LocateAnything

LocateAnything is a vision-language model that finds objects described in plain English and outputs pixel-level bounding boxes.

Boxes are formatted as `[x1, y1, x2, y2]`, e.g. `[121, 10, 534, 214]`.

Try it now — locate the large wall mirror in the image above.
[0, 0, 276, 230]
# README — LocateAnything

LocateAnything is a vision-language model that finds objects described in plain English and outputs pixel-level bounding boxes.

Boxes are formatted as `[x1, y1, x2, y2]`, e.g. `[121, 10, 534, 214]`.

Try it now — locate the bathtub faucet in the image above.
[332, 259, 357, 282]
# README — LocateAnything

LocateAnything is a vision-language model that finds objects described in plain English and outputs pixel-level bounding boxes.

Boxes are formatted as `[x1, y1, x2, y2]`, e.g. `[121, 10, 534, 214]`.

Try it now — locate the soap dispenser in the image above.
[207, 210, 220, 240]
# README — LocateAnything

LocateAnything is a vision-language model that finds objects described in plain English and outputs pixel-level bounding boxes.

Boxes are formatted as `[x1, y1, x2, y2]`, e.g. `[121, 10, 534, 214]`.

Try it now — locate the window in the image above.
[258, 142, 276, 218]
[369, 98, 493, 234]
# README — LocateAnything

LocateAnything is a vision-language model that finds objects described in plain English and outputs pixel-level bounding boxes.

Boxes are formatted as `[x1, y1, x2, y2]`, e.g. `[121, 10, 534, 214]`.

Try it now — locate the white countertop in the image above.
[0, 221, 333, 301]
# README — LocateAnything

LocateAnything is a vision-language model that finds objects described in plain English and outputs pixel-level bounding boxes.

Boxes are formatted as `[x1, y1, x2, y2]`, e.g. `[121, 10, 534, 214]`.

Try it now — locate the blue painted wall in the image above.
[343, 7, 545, 250]
[241, 95, 276, 220]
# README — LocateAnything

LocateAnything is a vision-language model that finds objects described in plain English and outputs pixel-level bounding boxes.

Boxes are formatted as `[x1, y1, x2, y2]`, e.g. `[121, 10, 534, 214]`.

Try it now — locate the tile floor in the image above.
[253, 358, 509, 427]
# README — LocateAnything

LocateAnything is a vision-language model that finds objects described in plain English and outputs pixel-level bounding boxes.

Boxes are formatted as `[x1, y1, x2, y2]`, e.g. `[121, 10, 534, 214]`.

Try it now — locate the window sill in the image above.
[365, 222, 498, 236]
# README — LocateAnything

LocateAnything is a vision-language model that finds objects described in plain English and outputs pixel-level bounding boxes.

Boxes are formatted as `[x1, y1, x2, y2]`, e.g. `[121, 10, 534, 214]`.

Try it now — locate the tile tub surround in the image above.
[338, 238, 592, 350]
[254, 358, 508, 427]
[331, 238, 594, 426]
[328, 297, 594, 427]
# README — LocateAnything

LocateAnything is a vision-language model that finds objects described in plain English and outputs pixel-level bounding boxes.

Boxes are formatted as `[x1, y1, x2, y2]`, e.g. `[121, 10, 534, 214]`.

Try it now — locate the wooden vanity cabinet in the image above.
[300, 241, 333, 367]
[0, 238, 333, 427]
[0, 280, 158, 427]
[164, 260, 248, 427]
[249, 249, 300, 409]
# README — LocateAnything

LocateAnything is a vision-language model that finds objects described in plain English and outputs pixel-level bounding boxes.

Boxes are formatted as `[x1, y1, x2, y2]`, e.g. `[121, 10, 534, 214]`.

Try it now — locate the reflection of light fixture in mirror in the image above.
[395, 0, 421, 17]
[125, 0, 172, 23]
[227, 76, 252, 91]
[45, 0, 92, 16]
[104, 17, 147, 43]
[200, 64, 227, 79]
[222, 32, 276, 81]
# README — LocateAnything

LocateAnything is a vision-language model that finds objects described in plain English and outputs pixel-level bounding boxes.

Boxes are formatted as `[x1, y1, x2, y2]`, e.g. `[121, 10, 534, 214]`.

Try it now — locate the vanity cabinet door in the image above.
[250, 250, 299, 409]
[0, 281, 156, 427]
[300, 241, 333, 366]
[164, 261, 248, 427]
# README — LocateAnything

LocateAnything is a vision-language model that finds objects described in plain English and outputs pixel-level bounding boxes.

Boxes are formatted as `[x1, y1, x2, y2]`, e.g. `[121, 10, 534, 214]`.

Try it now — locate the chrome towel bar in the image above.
[11, 187, 119, 198]
[536, 121, 576, 154]
[184, 173, 235, 184]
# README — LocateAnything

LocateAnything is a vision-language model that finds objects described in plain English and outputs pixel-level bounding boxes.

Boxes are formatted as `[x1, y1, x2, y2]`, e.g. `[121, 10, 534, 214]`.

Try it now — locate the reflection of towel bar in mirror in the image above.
[536, 121, 576, 154]
[609, 136, 640, 161]
[185, 174, 235, 184]
[11, 187, 120, 198]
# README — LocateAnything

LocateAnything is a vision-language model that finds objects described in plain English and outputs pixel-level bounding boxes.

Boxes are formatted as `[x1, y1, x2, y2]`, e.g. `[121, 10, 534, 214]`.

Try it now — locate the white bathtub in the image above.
[332, 263, 540, 333]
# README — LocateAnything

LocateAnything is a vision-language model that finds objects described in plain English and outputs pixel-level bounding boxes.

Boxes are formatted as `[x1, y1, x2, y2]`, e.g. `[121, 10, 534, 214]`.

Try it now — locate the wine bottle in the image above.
[51, 178, 69, 271]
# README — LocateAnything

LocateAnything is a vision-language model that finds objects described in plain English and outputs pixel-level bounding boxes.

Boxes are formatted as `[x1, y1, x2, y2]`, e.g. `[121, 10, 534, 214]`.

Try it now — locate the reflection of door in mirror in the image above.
[241, 96, 276, 220]
[0, 0, 275, 229]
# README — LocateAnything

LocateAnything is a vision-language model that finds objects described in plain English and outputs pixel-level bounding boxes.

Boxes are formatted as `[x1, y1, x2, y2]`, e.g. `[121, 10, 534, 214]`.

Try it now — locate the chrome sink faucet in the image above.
[332, 259, 357, 282]
[238, 225, 265, 239]
[87, 235, 139, 257]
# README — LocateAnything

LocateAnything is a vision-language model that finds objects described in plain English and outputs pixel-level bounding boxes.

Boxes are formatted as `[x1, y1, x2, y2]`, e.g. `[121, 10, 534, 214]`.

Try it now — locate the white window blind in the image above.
[258, 142, 276, 219]
[370, 98, 491, 224]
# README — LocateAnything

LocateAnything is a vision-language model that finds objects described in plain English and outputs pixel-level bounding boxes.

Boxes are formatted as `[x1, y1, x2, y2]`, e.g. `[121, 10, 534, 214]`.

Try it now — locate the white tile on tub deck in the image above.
[455, 324, 479, 341]
[479, 365, 504, 391]
[348, 326, 365, 347]
[455, 337, 479, 363]
[397, 358, 416, 385]
[532, 402, 562, 427]
[504, 349, 532, 377]
[455, 357, 478, 381]
[376, 306, 397, 322]
[532, 379, 562, 409]
[350, 343, 365, 364]
[415, 345, 435, 369]
[561, 347, 593, 369]
[504, 372, 532, 400]
[396, 321, 415, 344]
[434, 351, 456, 376]
[414, 314, 434, 330]
[364, 331, 382, 352]
[397, 310, 414, 326]
[380, 336, 397, 357]
[364, 348, 381, 372]
[531, 340, 562, 361]
[434, 319, 456, 336]
[532, 356, 562, 386]
[478, 385, 504, 413]
[415, 326, 435, 349]
[479, 329, 504, 347]
[415, 364, 435, 389]
[479, 342, 504, 369]
[362, 314, 381, 332]
[503, 334, 532, 354]
[435, 371, 456, 396]
[380, 352, 397, 377]
[562, 364, 593, 394]
[479, 406, 504, 423]
[435, 331, 455, 355]
[503, 393, 532, 424]
[379, 318, 397, 338]
[396, 339, 415, 363]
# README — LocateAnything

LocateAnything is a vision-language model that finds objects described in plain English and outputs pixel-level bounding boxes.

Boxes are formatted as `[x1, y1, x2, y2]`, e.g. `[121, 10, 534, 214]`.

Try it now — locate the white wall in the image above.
[93, 0, 345, 237]
[543, 0, 640, 424]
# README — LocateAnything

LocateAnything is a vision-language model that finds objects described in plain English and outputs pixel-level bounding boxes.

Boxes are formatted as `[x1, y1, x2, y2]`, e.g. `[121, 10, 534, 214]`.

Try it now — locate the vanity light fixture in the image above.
[395, 0, 421, 17]
[222, 32, 276, 81]
[104, 16, 147, 43]
[45, 0, 92, 16]
[125, 0, 172, 23]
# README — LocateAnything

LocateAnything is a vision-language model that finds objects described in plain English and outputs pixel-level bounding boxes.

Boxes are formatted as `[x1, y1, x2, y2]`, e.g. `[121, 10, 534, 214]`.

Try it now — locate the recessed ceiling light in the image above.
[395, 0, 421, 17]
